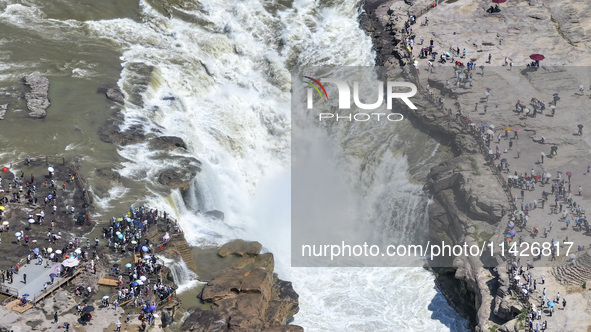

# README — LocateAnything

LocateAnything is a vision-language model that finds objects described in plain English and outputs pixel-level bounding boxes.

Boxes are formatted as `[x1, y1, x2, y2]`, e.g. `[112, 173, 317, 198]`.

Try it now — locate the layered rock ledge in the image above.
[182, 240, 301, 332]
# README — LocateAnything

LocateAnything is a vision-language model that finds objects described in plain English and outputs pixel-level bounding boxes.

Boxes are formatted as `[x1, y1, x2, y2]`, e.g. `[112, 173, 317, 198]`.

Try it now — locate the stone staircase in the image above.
[552, 249, 591, 286]
[172, 235, 198, 274]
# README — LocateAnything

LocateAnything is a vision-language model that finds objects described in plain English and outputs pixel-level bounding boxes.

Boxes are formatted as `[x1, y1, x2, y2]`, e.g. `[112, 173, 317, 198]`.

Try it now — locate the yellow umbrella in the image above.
[0, 206, 5, 210]
[505, 126, 511, 131]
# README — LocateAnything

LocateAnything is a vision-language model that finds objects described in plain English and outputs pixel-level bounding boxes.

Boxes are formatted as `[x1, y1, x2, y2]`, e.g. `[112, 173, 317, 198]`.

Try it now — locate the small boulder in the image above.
[95, 167, 121, 182]
[218, 239, 263, 257]
[98, 119, 146, 146]
[157, 157, 202, 189]
[105, 88, 125, 103]
[23, 74, 50, 118]
[149, 136, 187, 150]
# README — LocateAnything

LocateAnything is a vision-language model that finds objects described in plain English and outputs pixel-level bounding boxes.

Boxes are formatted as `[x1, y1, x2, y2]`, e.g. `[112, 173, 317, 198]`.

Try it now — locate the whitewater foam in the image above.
[0, 0, 471, 330]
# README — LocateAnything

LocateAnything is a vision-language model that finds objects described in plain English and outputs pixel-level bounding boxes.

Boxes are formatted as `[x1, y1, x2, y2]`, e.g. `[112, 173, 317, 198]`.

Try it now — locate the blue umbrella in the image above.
[547, 301, 555, 307]
[125, 263, 132, 268]
[501, 158, 507, 162]
[49, 273, 57, 278]
[117, 233, 124, 239]
[510, 229, 517, 236]
[481, 123, 488, 127]
[33, 248, 39, 255]
[23, 294, 30, 297]
[47, 195, 52, 200]
[131, 281, 139, 286]
[141, 246, 149, 252]
[505, 234, 512, 238]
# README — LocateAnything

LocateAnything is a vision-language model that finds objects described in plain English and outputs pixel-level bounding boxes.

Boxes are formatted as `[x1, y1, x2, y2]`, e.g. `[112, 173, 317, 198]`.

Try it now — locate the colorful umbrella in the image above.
[530, 54, 545, 61]
[125, 263, 132, 268]
[510, 229, 517, 236]
[514, 128, 520, 132]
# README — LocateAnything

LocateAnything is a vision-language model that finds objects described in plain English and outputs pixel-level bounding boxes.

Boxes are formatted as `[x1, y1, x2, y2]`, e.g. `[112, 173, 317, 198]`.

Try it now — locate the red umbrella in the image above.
[530, 54, 545, 61]
[492, 0, 506, 2]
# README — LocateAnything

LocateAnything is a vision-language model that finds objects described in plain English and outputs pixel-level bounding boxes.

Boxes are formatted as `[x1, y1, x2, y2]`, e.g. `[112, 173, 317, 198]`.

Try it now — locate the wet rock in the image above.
[0, 104, 7, 120]
[95, 167, 121, 182]
[263, 327, 304, 332]
[23, 74, 50, 118]
[205, 210, 224, 221]
[149, 136, 187, 150]
[105, 88, 125, 103]
[98, 119, 146, 146]
[218, 239, 262, 257]
[157, 157, 202, 189]
[161, 310, 174, 328]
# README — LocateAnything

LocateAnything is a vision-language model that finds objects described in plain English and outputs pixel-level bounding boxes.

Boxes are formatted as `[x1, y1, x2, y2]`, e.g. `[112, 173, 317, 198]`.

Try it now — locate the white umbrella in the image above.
[489, 124, 495, 130]
[2, 221, 8, 225]
[139, 276, 147, 281]
[28, 218, 35, 224]
[144, 255, 151, 259]
[15, 232, 21, 237]
[541, 152, 546, 156]
[62, 258, 79, 267]
[102, 295, 110, 300]
[47, 167, 54, 173]
[487, 129, 494, 135]
[47, 248, 53, 253]
[74, 248, 82, 254]
[55, 250, 62, 254]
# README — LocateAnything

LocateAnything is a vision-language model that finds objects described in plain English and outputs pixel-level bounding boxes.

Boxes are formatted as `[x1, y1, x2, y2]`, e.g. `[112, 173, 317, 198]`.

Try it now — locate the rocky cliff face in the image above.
[182, 240, 301, 332]
[361, 1, 515, 330]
